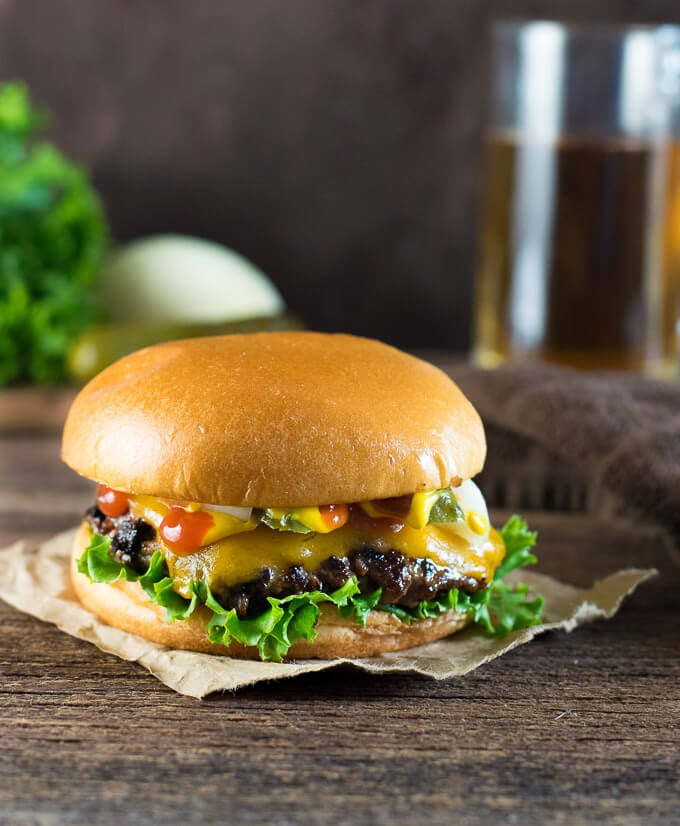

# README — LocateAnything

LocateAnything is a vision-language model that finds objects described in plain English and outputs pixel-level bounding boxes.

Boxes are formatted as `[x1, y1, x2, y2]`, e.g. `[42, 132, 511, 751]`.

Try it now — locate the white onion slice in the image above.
[446, 479, 490, 544]
[204, 504, 253, 521]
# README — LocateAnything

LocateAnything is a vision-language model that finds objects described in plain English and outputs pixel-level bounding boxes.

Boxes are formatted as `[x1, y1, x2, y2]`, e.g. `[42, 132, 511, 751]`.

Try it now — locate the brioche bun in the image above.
[64, 332, 488, 660]
[61, 332, 485, 506]
[70, 524, 470, 659]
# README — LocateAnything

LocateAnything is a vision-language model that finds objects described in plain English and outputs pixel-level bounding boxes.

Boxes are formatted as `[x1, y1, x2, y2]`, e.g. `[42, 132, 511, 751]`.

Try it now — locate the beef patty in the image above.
[85, 505, 489, 618]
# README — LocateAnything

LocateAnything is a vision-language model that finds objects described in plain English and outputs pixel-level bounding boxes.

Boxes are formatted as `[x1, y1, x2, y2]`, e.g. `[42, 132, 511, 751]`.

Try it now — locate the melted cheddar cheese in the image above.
[125, 480, 503, 596]
[165, 524, 505, 598]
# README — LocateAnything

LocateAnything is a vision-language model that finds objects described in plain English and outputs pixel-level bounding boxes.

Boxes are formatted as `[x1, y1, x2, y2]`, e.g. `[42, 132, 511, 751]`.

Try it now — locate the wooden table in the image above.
[1, 429, 679, 825]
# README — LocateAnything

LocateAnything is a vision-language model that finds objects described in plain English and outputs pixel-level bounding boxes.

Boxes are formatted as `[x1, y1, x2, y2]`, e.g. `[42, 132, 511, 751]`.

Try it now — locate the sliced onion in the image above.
[444, 479, 490, 544]
[204, 504, 253, 521]
[452, 479, 489, 523]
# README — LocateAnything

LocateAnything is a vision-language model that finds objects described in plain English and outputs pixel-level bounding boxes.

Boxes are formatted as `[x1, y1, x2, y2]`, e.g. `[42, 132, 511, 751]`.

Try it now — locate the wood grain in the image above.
[0, 433, 678, 825]
[0, 388, 77, 433]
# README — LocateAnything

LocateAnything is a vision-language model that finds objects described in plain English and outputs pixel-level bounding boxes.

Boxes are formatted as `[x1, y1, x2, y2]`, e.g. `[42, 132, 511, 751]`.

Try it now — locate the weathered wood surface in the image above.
[0, 388, 77, 433]
[1, 432, 678, 825]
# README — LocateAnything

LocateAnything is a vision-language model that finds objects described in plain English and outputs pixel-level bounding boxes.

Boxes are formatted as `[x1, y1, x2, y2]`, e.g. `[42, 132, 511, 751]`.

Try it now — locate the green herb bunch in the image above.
[0, 82, 109, 386]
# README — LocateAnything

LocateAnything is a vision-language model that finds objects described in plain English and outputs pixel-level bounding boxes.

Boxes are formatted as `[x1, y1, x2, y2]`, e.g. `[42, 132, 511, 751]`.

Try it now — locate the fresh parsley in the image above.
[0, 82, 109, 386]
[76, 516, 544, 661]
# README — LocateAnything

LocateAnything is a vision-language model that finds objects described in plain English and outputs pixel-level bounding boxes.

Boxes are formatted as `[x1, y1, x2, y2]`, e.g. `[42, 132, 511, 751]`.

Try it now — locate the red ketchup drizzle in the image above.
[348, 504, 404, 534]
[159, 506, 214, 554]
[319, 504, 350, 530]
[370, 494, 412, 519]
[96, 485, 130, 517]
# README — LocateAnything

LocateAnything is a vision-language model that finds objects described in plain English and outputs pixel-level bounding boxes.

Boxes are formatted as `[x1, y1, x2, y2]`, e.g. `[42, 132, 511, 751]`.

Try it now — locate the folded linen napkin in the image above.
[448, 363, 680, 555]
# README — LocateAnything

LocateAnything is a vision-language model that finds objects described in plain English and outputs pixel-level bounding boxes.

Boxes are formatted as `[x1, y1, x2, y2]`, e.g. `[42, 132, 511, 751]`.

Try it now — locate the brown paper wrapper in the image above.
[0, 529, 655, 698]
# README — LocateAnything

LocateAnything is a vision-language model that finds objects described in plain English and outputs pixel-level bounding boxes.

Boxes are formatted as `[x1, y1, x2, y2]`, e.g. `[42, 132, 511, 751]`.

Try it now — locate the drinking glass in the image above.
[474, 22, 680, 375]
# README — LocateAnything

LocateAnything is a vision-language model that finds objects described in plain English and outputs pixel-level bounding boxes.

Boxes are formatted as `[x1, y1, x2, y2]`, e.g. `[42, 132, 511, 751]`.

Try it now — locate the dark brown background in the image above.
[2, 0, 680, 348]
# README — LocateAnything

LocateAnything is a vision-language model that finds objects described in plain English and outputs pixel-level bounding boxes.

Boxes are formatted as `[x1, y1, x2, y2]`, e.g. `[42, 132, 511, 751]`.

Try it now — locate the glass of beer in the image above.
[474, 22, 680, 375]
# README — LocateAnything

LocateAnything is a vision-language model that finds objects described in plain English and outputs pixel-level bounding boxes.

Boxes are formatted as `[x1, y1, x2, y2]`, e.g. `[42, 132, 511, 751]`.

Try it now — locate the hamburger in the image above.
[62, 332, 542, 660]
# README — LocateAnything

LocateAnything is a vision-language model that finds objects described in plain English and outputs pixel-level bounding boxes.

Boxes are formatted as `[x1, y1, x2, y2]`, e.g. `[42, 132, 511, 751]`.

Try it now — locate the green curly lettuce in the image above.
[76, 516, 544, 661]
[77, 534, 363, 661]
[379, 516, 543, 634]
[0, 82, 109, 386]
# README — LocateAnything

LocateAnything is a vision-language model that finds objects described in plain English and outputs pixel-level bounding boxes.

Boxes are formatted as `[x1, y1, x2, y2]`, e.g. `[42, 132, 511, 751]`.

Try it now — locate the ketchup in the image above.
[96, 485, 130, 518]
[159, 506, 214, 554]
[369, 494, 412, 519]
[319, 503, 349, 530]
[348, 504, 404, 534]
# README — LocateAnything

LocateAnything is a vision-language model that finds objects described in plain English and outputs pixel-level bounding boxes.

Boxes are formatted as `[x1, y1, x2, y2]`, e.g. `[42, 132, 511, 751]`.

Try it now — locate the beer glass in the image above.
[474, 22, 680, 375]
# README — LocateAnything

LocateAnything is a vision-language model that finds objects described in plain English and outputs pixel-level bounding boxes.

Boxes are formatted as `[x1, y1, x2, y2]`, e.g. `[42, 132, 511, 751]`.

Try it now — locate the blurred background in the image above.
[2, 0, 679, 354]
[0, 0, 680, 406]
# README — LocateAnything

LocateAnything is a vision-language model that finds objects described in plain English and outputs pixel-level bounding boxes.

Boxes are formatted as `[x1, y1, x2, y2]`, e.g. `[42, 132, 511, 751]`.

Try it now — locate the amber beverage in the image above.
[475, 22, 680, 375]
[474, 134, 680, 372]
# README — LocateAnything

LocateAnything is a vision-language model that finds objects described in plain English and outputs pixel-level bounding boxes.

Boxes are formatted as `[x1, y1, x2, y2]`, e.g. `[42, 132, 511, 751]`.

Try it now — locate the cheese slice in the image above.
[165, 523, 505, 598]
[126, 480, 502, 596]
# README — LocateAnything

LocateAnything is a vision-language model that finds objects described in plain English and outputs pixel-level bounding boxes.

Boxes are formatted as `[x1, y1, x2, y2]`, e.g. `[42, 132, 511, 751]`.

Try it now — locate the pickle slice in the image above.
[67, 315, 302, 383]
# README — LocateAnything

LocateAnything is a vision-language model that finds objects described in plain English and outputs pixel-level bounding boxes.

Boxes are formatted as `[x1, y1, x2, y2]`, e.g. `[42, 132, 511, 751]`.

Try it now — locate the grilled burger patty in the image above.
[85, 505, 489, 618]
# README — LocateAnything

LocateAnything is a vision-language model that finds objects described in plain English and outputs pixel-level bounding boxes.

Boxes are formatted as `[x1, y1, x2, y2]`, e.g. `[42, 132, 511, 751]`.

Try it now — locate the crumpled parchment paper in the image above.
[0, 529, 655, 698]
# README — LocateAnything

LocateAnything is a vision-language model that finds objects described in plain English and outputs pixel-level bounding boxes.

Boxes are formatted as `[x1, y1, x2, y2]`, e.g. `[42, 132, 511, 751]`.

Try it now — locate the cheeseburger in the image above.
[62, 332, 542, 661]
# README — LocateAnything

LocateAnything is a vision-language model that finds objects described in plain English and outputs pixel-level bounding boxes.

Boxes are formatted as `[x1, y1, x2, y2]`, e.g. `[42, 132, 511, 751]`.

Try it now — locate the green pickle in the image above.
[67, 315, 302, 383]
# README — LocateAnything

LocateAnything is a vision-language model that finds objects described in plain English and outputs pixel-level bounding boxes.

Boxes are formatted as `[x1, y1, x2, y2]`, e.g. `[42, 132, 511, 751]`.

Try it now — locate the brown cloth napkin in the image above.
[449, 364, 680, 556]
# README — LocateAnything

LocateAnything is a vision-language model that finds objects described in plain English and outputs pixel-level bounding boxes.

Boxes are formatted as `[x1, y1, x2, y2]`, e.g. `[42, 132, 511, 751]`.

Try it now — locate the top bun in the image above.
[61, 332, 485, 506]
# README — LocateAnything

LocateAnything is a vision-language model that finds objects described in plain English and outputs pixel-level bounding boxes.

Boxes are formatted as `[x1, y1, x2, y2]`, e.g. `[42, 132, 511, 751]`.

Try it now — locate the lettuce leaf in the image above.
[494, 514, 538, 579]
[338, 588, 382, 626]
[373, 517, 542, 634]
[76, 516, 543, 661]
[203, 576, 361, 661]
[77, 538, 362, 660]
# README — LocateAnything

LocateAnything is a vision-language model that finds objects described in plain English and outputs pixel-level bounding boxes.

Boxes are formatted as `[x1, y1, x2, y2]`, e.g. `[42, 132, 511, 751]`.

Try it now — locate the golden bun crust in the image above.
[70, 524, 470, 659]
[61, 332, 485, 506]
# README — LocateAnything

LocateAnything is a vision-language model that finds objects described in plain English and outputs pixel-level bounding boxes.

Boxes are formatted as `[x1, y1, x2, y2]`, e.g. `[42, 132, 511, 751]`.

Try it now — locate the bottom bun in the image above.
[71, 524, 470, 660]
